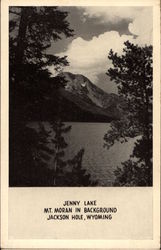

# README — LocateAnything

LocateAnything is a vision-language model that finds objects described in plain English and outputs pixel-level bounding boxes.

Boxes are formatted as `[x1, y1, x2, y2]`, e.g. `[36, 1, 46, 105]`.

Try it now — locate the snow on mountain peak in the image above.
[81, 82, 86, 87]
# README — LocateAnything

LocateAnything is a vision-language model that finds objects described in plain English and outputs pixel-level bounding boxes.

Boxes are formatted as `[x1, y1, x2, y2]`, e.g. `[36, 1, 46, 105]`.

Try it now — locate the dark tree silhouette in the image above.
[104, 41, 152, 186]
[9, 7, 73, 186]
[67, 149, 98, 186]
[50, 119, 71, 186]
[9, 122, 55, 186]
[9, 7, 97, 187]
[49, 119, 97, 187]
[9, 7, 73, 119]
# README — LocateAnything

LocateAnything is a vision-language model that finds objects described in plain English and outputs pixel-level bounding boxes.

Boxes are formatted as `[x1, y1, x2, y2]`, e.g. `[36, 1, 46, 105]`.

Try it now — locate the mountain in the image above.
[55, 72, 124, 122]
[22, 71, 124, 122]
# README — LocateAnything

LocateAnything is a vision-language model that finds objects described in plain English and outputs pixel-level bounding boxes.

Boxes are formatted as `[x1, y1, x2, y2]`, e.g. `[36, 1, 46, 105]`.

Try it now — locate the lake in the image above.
[29, 122, 138, 186]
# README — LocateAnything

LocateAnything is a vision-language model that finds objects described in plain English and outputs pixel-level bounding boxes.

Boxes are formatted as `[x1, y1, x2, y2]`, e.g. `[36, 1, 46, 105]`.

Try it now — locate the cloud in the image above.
[83, 6, 153, 44]
[50, 7, 152, 85]
[54, 31, 133, 83]
[128, 8, 152, 45]
[81, 7, 141, 23]
[82, 6, 152, 45]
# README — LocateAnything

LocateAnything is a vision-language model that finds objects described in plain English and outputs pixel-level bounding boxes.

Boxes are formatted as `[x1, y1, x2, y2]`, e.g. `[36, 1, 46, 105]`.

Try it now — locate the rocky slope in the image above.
[57, 72, 124, 122]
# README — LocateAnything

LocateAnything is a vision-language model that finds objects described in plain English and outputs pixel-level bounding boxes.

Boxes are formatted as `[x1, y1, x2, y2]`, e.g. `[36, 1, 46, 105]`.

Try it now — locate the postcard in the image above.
[1, 0, 160, 248]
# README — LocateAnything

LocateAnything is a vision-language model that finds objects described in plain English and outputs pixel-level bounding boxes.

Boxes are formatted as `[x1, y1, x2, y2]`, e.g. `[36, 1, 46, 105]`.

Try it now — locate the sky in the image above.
[48, 6, 153, 93]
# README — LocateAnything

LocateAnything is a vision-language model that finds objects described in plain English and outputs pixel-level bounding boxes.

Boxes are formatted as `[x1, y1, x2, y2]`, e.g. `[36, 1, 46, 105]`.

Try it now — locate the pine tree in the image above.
[50, 119, 71, 186]
[9, 7, 73, 119]
[50, 120, 98, 186]
[67, 149, 98, 186]
[9, 7, 73, 186]
[104, 41, 152, 186]
[9, 122, 54, 186]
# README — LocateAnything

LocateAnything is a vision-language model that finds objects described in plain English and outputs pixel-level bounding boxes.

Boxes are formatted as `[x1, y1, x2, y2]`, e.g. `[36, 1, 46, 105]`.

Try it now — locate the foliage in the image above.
[9, 7, 73, 118]
[9, 7, 73, 75]
[50, 119, 71, 185]
[49, 120, 97, 186]
[113, 159, 151, 187]
[67, 149, 98, 186]
[104, 41, 152, 186]
[9, 7, 97, 186]
[9, 122, 55, 186]
[9, 7, 73, 186]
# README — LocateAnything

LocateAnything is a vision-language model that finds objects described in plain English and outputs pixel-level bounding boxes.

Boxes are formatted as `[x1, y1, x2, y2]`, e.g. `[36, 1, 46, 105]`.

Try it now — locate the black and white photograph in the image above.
[1, 0, 160, 247]
[9, 5, 153, 187]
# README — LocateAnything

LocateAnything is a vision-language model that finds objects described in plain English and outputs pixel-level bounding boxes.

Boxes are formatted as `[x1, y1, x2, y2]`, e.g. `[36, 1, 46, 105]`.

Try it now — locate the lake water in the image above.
[29, 122, 138, 186]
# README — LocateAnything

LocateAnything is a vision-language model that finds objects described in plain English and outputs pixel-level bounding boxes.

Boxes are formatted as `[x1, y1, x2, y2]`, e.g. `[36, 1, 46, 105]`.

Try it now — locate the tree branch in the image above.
[9, 10, 21, 16]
